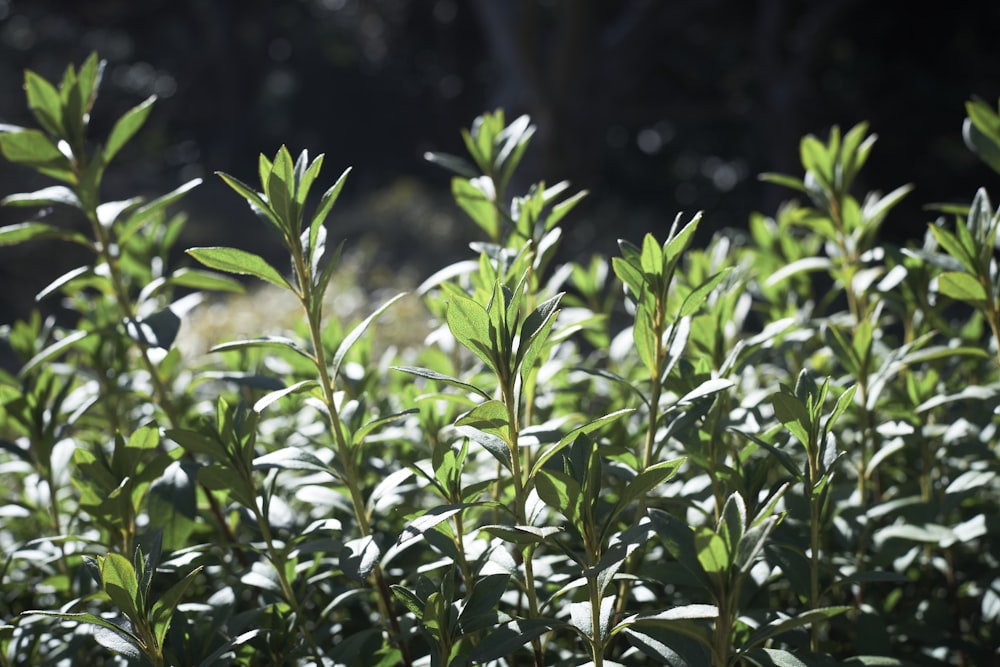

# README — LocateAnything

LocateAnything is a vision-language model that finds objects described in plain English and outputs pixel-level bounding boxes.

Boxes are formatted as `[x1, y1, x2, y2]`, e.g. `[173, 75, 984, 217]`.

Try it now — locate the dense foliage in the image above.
[1, 54, 999, 666]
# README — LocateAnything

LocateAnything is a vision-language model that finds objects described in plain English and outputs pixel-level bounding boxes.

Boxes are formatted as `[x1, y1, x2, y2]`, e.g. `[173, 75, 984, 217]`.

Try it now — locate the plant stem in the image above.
[501, 379, 544, 666]
[291, 246, 412, 666]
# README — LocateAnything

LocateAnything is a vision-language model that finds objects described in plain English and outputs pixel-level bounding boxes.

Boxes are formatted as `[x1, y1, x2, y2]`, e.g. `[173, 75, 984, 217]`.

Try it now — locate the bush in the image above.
[1, 53, 998, 667]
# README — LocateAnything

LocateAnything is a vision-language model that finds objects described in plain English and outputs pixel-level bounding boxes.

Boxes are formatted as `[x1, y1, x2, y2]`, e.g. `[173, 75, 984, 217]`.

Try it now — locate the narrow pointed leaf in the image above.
[186, 246, 291, 290]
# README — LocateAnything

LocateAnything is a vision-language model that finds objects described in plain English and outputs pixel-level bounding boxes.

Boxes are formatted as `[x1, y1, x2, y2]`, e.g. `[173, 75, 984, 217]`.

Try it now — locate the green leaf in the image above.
[252, 379, 320, 414]
[456, 399, 509, 441]
[342, 535, 381, 583]
[663, 212, 702, 267]
[678, 267, 733, 318]
[458, 573, 510, 633]
[99, 553, 141, 622]
[742, 607, 851, 652]
[445, 289, 497, 373]
[772, 392, 811, 446]
[211, 335, 314, 363]
[608, 458, 685, 524]
[216, 171, 282, 233]
[23, 611, 145, 655]
[531, 409, 634, 477]
[309, 167, 351, 258]
[0, 129, 73, 180]
[24, 70, 64, 136]
[759, 172, 808, 194]
[124, 308, 181, 350]
[0, 222, 88, 248]
[353, 408, 419, 446]
[104, 95, 155, 163]
[928, 224, 977, 274]
[331, 292, 406, 379]
[130, 178, 202, 224]
[253, 447, 332, 475]
[20, 329, 94, 377]
[453, 176, 499, 240]
[424, 150, 478, 178]
[937, 271, 988, 303]
[391, 365, 491, 399]
[640, 233, 663, 275]
[543, 188, 587, 231]
[534, 468, 583, 525]
[633, 304, 658, 377]
[147, 462, 198, 551]
[2, 185, 81, 208]
[167, 267, 245, 293]
[150, 565, 203, 650]
[265, 145, 296, 225]
[694, 526, 730, 577]
[481, 524, 561, 545]
[470, 619, 567, 663]
[186, 246, 292, 291]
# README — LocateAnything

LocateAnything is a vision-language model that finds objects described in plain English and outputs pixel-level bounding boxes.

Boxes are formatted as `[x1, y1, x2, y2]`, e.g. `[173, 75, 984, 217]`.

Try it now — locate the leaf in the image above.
[104, 95, 155, 163]
[424, 150, 478, 178]
[481, 524, 561, 545]
[150, 565, 203, 649]
[390, 365, 491, 399]
[759, 172, 808, 194]
[331, 292, 406, 379]
[147, 461, 198, 551]
[608, 458, 685, 524]
[937, 271, 987, 303]
[663, 213, 702, 266]
[742, 607, 851, 652]
[186, 246, 291, 291]
[19, 329, 94, 377]
[679, 268, 733, 318]
[763, 257, 834, 288]
[633, 304, 658, 376]
[531, 409, 634, 476]
[99, 553, 141, 622]
[678, 378, 734, 405]
[124, 308, 181, 350]
[2, 185, 81, 208]
[616, 605, 716, 649]
[342, 535, 381, 583]
[165, 267, 244, 294]
[928, 225, 977, 274]
[445, 290, 497, 372]
[534, 468, 583, 525]
[253, 447, 332, 475]
[453, 176, 499, 240]
[393, 504, 464, 552]
[216, 171, 282, 232]
[252, 379, 319, 414]
[771, 392, 811, 446]
[309, 167, 351, 254]
[469, 619, 567, 663]
[456, 399, 509, 441]
[352, 408, 420, 446]
[211, 336, 315, 364]
[24, 70, 64, 136]
[457, 426, 512, 471]
[25, 611, 145, 658]
[0, 129, 71, 177]
[0, 222, 87, 247]
[693, 526, 729, 577]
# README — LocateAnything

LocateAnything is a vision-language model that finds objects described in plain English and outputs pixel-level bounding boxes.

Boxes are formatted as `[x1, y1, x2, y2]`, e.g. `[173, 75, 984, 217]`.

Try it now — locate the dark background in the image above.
[2, 0, 999, 329]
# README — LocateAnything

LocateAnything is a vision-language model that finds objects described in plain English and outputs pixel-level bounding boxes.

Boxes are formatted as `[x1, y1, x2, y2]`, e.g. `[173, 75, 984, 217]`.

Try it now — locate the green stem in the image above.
[501, 380, 544, 666]
[809, 486, 822, 653]
[253, 501, 323, 663]
[291, 245, 412, 666]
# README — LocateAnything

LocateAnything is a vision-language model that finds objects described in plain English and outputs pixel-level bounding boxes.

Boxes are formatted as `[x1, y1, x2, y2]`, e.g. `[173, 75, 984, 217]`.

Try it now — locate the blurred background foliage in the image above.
[1, 0, 999, 330]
